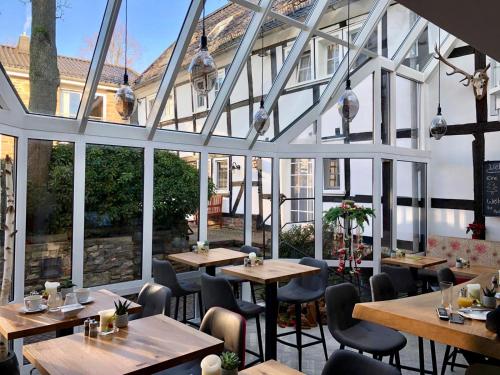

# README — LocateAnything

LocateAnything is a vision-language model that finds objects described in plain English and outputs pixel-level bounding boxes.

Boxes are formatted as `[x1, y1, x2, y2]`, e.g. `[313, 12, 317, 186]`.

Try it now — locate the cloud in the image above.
[23, 3, 32, 35]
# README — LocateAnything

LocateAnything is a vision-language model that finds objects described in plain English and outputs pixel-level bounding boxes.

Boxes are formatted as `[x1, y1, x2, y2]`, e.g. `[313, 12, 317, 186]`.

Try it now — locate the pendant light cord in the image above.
[201, 0, 208, 49]
[124, 0, 128, 84]
[260, 27, 264, 107]
[346, 0, 350, 88]
[437, 28, 441, 114]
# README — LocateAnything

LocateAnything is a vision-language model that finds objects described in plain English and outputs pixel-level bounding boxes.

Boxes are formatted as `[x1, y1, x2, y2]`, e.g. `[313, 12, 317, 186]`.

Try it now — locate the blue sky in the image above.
[0, 0, 228, 72]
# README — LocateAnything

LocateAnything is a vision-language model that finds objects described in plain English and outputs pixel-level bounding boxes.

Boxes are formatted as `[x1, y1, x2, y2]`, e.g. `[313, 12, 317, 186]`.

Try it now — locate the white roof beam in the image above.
[392, 17, 428, 68]
[423, 34, 457, 82]
[77, 0, 122, 133]
[146, 0, 204, 140]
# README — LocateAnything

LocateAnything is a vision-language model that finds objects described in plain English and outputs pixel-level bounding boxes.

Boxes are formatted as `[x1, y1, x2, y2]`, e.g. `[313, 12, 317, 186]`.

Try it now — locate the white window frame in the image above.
[196, 91, 207, 111]
[296, 50, 312, 83]
[212, 157, 229, 193]
[59, 90, 82, 118]
[323, 158, 345, 194]
[290, 158, 314, 223]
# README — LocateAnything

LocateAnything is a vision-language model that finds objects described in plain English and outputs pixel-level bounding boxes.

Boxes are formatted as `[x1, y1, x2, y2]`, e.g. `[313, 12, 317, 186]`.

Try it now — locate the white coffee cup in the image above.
[74, 288, 90, 303]
[24, 295, 43, 311]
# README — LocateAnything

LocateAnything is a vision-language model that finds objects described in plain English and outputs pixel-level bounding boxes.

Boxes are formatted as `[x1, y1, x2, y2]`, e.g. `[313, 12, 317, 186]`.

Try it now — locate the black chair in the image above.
[370, 272, 397, 302]
[437, 267, 456, 285]
[129, 282, 171, 320]
[276, 257, 328, 371]
[161, 307, 246, 375]
[322, 350, 401, 375]
[201, 273, 264, 366]
[152, 258, 202, 324]
[381, 265, 418, 296]
[325, 283, 406, 370]
[218, 245, 260, 302]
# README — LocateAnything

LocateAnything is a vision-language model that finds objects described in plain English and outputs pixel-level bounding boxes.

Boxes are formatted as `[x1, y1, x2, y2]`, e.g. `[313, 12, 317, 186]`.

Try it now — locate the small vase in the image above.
[115, 313, 128, 328]
[481, 295, 496, 309]
[221, 368, 238, 375]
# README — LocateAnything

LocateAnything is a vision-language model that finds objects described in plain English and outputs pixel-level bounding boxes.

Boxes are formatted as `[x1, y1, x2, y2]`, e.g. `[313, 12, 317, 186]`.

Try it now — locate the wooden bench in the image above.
[196, 194, 223, 228]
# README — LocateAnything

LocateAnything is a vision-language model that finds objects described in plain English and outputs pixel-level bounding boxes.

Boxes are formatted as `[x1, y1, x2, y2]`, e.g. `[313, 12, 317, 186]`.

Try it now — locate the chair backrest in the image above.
[322, 350, 401, 375]
[201, 274, 240, 313]
[152, 258, 183, 296]
[291, 257, 329, 292]
[381, 264, 417, 296]
[325, 283, 359, 335]
[437, 267, 456, 286]
[240, 245, 262, 257]
[370, 272, 397, 302]
[137, 282, 171, 318]
[200, 307, 246, 370]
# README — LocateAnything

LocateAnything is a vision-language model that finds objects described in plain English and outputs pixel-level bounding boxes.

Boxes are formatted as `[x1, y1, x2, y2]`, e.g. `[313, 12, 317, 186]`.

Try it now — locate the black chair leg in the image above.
[441, 345, 451, 375]
[395, 351, 401, 371]
[315, 300, 328, 361]
[198, 292, 203, 321]
[430, 340, 437, 375]
[250, 282, 257, 304]
[389, 354, 394, 365]
[174, 296, 179, 320]
[182, 295, 187, 323]
[450, 348, 458, 371]
[255, 315, 264, 363]
[295, 303, 302, 371]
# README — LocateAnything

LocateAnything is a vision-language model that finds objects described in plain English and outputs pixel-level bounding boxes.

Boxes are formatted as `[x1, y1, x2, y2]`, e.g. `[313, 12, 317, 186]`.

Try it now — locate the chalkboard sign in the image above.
[484, 161, 500, 216]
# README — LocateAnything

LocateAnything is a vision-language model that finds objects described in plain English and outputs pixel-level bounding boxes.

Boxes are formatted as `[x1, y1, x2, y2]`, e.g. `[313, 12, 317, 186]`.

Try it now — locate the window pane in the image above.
[251, 157, 272, 258]
[26, 140, 74, 295]
[84, 145, 143, 287]
[396, 76, 419, 148]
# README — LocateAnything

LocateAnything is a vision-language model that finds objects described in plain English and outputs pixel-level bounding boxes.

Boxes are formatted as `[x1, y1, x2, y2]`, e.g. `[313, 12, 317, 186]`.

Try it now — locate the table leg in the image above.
[418, 336, 425, 375]
[265, 282, 278, 361]
[430, 340, 437, 375]
[206, 266, 216, 276]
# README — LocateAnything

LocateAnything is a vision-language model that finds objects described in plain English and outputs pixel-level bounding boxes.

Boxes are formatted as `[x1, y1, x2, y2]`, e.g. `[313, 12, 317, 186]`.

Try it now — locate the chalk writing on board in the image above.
[484, 161, 500, 216]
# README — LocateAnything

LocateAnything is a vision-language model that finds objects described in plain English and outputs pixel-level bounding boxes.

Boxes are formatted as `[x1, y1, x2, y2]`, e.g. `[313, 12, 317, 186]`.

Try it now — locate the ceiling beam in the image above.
[392, 17, 428, 68]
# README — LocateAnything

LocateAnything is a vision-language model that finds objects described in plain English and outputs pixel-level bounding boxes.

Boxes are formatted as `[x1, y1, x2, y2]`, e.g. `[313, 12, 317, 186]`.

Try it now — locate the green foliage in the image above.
[279, 224, 314, 258]
[220, 352, 240, 370]
[59, 279, 75, 289]
[114, 299, 131, 316]
[323, 200, 375, 231]
[483, 286, 496, 297]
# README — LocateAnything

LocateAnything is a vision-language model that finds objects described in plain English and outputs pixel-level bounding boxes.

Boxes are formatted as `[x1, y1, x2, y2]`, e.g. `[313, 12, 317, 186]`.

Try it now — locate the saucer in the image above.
[79, 297, 95, 305]
[20, 304, 47, 314]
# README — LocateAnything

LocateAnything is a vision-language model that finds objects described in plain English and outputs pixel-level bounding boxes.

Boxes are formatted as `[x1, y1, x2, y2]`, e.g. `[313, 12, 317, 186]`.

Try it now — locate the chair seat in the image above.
[334, 321, 407, 356]
[237, 300, 265, 319]
[178, 279, 201, 294]
[277, 283, 324, 303]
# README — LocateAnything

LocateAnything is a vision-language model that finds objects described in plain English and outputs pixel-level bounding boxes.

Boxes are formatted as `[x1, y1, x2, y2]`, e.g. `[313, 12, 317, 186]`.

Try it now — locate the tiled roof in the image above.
[134, 0, 341, 88]
[0, 44, 138, 86]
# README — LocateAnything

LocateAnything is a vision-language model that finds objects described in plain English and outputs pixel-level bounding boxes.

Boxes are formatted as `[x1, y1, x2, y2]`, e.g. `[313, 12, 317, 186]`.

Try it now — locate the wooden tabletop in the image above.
[168, 247, 248, 268]
[0, 290, 141, 340]
[221, 260, 320, 284]
[450, 265, 498, 278]
[381, 255, 447, 269]
[24, 314, 223, 375]
[353, 272, 500, 359]
[240, 360, 304, 374]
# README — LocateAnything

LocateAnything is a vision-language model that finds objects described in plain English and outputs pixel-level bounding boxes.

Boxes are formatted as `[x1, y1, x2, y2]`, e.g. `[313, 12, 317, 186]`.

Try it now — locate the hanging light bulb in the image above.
[430, 28, 447, 140]
[253, 27, 269, 135]
[338, 0, 359, 122]
[189, 0, 217, 95]
[115, 0, 137, 120]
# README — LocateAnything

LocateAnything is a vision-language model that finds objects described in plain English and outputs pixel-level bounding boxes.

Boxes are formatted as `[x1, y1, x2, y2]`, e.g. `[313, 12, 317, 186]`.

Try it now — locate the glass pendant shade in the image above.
[430, 107, 447, 140]
[189, 36, 217, 95]
[253, 101, 269, 135]
[115, 78, 137, 120]
[337, 82, 359, 121]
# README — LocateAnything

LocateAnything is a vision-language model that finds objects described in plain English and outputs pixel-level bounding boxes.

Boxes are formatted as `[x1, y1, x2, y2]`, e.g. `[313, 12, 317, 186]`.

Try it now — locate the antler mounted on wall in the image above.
[433, 45, 490, 101]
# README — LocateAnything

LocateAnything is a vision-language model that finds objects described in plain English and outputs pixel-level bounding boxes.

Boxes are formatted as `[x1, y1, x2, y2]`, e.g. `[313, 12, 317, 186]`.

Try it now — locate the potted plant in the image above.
[481, 286, 497, 309]
[114, 300, 131, 328]
[59, 279, 76, 299]
[220, 352, 240, 375]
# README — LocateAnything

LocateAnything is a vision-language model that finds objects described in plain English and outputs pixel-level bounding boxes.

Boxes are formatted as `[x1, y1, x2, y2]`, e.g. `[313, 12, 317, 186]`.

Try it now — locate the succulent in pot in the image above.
[481, 287, 497, 309]
[59, 279, 76, 299]
[114, 300, 131, 328]
[220, 352, 240, 375]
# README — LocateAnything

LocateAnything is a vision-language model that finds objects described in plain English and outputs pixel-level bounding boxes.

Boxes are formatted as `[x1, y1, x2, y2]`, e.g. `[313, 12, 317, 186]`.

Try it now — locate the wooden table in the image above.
[240, 360, 304, 374]
[381, 255, 447, 269]
[353, 272, 500, 369]
[168, 247, 249, 276]
[221, 260, 320, 361]
[24, 314, 223, 375]
[450, 265, 497, 278]
[0, 290, 141, 340]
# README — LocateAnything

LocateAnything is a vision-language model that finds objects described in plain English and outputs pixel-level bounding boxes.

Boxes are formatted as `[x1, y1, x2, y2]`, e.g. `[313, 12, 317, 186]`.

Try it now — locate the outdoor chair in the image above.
[370, 272, 398, 302]
[322, 350, 401, 375]
[129, 282, 171, 320]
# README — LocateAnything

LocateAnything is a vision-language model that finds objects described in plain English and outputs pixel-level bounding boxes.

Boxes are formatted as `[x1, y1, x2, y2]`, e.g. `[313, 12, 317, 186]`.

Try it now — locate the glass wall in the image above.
[0, 135, 16, 302]
[25, 140, 73, 294]
[381, 159, 393, 255]
[207, 154, 245, 250]
[397, 161, 427, 253]
[152, 150, 200, 262]
[83, 145, 143, 287]
[279, 158, 314, 259]
[396, 76, 419, 149]
[251, 157, 272, 258]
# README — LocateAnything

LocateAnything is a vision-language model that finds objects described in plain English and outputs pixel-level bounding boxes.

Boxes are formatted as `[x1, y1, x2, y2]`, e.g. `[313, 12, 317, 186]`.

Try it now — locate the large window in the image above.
[290, 159, 314, 222]
[297, 51, 312, 82]
[324, 159, 341, 190]
[26, 140, 74, 294]
[396, 76, 419, 148]
[83, 145, 144, 287]
[59, 90, 81, 118]
[327, 44, 340, 75]
[252, 157, 272, 258]
[213, 158, 229, 192]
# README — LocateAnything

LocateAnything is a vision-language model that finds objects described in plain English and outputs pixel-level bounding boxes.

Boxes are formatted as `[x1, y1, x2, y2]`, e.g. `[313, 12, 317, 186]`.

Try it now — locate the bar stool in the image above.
[276, 257, 329, 371]
[322, 350, 401, 375]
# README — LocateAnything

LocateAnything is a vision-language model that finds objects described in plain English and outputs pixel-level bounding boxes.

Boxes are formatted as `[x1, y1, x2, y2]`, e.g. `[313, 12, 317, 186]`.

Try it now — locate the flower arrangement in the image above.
[323, 200, 375, 275]
[466, 222, 485, 239]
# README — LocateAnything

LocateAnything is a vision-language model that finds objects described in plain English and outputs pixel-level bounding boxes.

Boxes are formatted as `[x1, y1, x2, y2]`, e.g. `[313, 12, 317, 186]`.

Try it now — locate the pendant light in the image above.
[430, 28, 447, 140]
[189, 0, 217, 95]
[253, 27, 270, 135]
[337, 0, 359, 122]
[115, 0, 137, 120]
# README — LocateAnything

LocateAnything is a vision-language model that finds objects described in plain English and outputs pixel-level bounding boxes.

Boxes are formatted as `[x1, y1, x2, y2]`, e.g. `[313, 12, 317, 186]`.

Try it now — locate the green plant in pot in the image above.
[114, 300, 131, 328]
[220, 352, 240, 375]
[481, 286, 497, 309]
[59, 279, 76, 299]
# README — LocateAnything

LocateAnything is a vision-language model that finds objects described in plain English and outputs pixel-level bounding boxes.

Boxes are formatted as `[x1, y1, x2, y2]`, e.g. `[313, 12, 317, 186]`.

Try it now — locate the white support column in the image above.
[199, 151, 209, 241]
[142, 145, 154, 281]
[146, 0, 204, 140]
[72, 141, 86, 287]
[244, 156, 253, 245]
[389, 71, 397, 145]
[373, 66, 382, 145]
[391, 159, 398, 252]
[272, 157, 279, 259]
[201, 0, 274, 145]
[314, 156, 323, 260]
[372, 156, 382, 274]
[78, 0, 122, 133]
